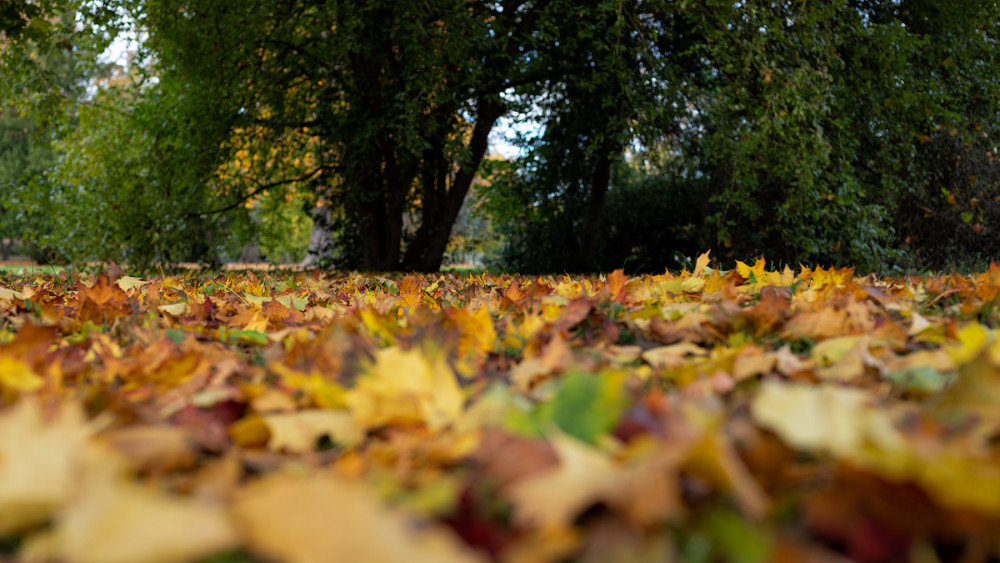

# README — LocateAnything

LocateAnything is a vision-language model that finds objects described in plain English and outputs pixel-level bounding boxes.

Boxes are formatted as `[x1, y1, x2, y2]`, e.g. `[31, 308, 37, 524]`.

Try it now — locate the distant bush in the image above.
[598, 175, 708, 273]
[484, 161, 709, 274]
[894, 126, 1000, 271]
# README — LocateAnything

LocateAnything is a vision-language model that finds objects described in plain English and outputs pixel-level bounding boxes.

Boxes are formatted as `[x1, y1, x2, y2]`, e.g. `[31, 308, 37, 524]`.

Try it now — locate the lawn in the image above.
[0, 252, 998, 562]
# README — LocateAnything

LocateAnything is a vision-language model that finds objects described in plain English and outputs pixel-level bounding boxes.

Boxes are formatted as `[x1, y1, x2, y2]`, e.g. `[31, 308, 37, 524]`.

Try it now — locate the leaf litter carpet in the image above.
[1, 252, 1000, 562]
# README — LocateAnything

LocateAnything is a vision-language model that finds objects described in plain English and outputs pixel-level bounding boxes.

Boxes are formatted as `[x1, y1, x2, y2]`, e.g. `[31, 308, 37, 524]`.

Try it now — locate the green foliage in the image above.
[482, 158, 709, 274]
[39, 81, 248, 270]
[0, 19, 97, 262]
[892, 127, 1000, 271]
[484, 0, 1000, 274]
[254, 189, 313, 265]
[0, 109, 51, 258]
[6, 0, 1000, 273]
[686, 0, 1000, 271]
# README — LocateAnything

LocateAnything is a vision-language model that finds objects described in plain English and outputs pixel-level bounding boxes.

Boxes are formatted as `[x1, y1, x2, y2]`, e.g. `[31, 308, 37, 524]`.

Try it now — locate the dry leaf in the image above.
[233, 471, 481, 563]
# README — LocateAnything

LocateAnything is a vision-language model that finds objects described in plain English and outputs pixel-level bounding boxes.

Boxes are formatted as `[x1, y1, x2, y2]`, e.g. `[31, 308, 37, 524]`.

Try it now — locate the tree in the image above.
[487, 0, 1000, 273]
[480, 0, 687, 272]
[128, 0, 554, 271]
[1, 6, 107, 262]
[11, 1, 999, 272]
[13, 0, 687, 272]
[682, 0, 1000, 270]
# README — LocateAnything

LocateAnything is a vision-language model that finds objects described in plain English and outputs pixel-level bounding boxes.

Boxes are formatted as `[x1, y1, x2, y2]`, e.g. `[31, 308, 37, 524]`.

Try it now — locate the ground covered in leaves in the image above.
[2, 252, 1000, 562]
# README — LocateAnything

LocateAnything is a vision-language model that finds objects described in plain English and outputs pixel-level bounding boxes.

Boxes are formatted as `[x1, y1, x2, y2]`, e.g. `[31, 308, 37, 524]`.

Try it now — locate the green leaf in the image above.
[276, 294, 308, 312]
[227, 329, 269, 345]
[701, 508, 772, 563]
[884, 366, 955, 396]
[537, 370, 627, 444]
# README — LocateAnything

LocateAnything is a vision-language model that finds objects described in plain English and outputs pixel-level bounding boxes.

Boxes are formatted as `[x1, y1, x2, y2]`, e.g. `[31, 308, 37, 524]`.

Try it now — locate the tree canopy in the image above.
[3, 1, 1000, 272]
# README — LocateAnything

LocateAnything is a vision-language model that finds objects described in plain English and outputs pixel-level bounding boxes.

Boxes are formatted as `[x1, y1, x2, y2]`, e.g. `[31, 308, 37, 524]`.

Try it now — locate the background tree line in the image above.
[2, 0, 999, 273]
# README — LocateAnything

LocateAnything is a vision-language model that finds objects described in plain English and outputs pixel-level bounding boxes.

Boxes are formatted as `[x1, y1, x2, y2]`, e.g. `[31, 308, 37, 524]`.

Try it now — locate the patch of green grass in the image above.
[0, 264, 66, 275]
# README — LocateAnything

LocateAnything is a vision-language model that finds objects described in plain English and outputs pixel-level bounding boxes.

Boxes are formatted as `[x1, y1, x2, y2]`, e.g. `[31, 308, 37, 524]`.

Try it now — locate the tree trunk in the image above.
[300, 185, 336, 268]
[403, 97, 505, 272]
[578, 150, 613, 271]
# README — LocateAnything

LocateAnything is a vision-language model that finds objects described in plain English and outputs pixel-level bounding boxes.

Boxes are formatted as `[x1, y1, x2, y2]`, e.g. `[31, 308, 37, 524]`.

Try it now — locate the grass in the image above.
[0, 264, 66, 275]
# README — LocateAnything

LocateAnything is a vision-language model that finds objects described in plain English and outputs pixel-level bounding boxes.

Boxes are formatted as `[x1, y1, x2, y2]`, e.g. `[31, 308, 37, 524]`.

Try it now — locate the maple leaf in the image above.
[506, 433, 624, 528]
[751, 379, 907, 458]
[76, 271, 133, 323]
[606, 269, 629, 302]
[261, 409, 364, 452]
[233, 471, 482, 563]
[0, 399, 92, 534]
[30, 471, 239, 563]
[347, 345, 465, 431]
[100, 425, 196, 473]
[0, 354, 45, 392]
[450, 305, 497, 378]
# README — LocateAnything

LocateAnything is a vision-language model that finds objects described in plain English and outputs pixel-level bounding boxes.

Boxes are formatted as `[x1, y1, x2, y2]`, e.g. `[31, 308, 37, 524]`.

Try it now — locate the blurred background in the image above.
[2, 0, 1000, 274]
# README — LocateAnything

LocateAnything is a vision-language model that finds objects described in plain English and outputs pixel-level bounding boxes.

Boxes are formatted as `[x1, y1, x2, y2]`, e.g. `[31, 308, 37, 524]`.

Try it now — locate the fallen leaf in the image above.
[506, 433, 623, 528]
[115, 276, 148, 293]
[233, 471, 481, 563]
[101, 425, 196, 473]
[0, 355, 45, 392]
[42, 473, 238, 563]
[347, 346, 465, 431]
[0, 399, 92, 535]
[642, 342, 708, 369]
[262, 409, 364, 452]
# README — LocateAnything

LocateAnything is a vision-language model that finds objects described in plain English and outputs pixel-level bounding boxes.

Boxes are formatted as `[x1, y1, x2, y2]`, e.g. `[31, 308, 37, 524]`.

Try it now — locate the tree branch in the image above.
[196, 165, 329, 216]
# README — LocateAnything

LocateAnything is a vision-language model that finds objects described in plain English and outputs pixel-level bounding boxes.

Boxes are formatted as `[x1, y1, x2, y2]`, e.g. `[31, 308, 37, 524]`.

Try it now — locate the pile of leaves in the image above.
[3, 253, 1000, 562]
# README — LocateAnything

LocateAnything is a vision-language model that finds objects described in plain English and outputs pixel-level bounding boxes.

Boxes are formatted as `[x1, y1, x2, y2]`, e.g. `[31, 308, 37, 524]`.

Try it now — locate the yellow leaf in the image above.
[948, 323, 993, 365]
[0, 400, 92, 534]
[679, 276, 705, 293]
[233, 472, 481, 563]
[243, 311, 270, 333]
[779, 264, 796, 286]
[736, 258, 766, 281]
[43, 475, 238, 563]
[641, 343, 707, 369]
[751, 380, 905, 458]
[811, 336, 869, 381]
[0, 355, 44, 392]
[243, 293, 271, 307]
[506, 433, 622, 528]
[0, 286, 24, 301]
[346, 346, 464, 431]
[452, 306, 496, 378]
[271, 365, 348, 409]
[229, 415, 271, 448]
[262, 409, 364, 452]
[695, 250, 711, 274]
[157, 302, 190, 316]
[114, 276, 148, 292]
[657, 279, 684, 295]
